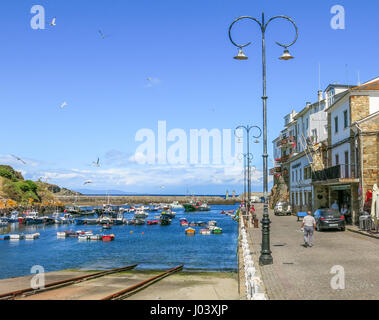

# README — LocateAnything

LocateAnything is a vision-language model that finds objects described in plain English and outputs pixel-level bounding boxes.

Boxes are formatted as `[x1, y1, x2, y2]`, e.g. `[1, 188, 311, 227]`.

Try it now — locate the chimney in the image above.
[318, 90, 323, 102]
[306, 102, 311, 108]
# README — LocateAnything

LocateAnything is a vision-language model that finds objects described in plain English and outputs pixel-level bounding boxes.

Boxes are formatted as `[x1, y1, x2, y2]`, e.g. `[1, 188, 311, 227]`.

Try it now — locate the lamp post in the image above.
[229, 12, 298, 266]
[235, 125, 262, 223]
[238, 153, 256, 223]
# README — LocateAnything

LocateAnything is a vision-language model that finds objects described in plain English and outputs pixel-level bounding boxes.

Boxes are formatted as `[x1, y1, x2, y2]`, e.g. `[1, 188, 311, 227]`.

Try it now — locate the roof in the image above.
[325, 78, 379, 113]
[349, 77, 379, 91]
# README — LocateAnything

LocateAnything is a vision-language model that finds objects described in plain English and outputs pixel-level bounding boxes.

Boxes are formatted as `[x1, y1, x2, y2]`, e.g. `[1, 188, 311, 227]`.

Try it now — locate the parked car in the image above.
[274, 202, 292, 216]
[250, 196, 260, 203]
[314, 209, 346, 232]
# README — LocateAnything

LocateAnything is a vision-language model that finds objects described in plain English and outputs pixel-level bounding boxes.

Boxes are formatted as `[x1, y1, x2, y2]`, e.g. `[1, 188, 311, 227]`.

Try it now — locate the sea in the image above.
[0, 204, 239, 280]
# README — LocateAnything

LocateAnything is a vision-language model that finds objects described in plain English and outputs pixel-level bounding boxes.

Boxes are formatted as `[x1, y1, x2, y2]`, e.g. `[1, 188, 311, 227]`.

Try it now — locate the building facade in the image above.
[271, 77, 379, 221]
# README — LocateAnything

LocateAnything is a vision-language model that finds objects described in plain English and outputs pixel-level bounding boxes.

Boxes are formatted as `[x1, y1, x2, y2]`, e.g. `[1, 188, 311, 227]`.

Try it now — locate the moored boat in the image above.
[147, 220, 159, 225]
[102, 234, 115, 241]
[212, 227, 223, 234]
[10, 234, 25, 240]
[185, 228, 196, 235]
[199, 229, 211, 235]
[25, 233, 40, 240]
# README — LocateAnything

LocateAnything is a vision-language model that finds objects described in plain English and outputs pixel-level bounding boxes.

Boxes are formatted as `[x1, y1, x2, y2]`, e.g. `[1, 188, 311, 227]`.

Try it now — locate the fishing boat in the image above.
[25, 233, 40, 240]
[84, 218, 98, 225]
[0, 235, 10, 240]
[169, 201, 183, 209]
[196, 221, 207, 227]
[134, 209, 148, 219]
[25, 211, 44, 225]
[161, 209, 176, 219]
[189, 221, 196, 227]
[147, 220, 159, 225]
[183, 199, 211, 212]
[134, 218, 146, 225]
[99, 215, 113, 225]
[75, 219, 86, 225]
[197, 203, 211, 211]
[112, 213, 124, 225]
[102, 224, 112, 230]
[7, 211, 20, 223]
[102, 234, 115, 241]
[160, 214, 171, 226]
[185, 228, 195, 235]
[208, 221, 217, 227]
[199, 229, 211, 235]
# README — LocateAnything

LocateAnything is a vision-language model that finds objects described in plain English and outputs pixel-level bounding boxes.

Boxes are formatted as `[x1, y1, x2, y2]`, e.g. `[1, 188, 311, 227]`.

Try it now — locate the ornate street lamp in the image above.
[229, 13, 298, 266]
[235, 125, 262, 221]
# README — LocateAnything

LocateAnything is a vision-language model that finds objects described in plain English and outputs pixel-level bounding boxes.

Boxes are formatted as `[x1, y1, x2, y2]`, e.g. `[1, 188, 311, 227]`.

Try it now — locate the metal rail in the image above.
[0, 264, 137, 300]
[101, 265, 184, 300]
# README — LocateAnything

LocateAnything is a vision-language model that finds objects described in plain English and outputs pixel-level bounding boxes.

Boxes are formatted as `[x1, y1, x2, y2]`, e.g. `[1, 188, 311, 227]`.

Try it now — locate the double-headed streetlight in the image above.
[229, 13, 298, 266]
[235, 125, 262, 222]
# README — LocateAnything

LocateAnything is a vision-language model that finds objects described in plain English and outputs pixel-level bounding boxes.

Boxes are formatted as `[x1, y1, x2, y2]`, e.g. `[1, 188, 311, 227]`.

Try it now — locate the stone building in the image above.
[312, 78, 379, 223]
[271, 77, 379, 222]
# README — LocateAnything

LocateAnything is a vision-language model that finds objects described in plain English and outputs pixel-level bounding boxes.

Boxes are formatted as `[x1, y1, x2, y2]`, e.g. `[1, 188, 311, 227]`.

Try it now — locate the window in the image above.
[292, 171, 294, 182]
[311, 129, 318, 143]
[344, 110, 348, 129]
[335, 154, 339, 165]
[296, 170, 298, 182]
[306, 118, 309, 130]
[334, 116, 339, 133]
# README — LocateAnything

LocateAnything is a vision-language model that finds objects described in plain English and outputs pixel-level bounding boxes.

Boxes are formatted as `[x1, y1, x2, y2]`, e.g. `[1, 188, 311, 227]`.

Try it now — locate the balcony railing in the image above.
[277, 136, 296, 148]
[312, 165, 359, 182]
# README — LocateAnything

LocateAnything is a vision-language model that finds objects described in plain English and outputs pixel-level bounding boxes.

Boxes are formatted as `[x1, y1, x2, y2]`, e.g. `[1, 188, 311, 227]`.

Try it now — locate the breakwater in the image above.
[56, 195, 243, 206]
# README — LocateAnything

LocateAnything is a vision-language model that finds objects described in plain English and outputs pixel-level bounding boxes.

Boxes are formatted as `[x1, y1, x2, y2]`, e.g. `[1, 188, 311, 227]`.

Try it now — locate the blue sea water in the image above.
[0, 205, 239, 280]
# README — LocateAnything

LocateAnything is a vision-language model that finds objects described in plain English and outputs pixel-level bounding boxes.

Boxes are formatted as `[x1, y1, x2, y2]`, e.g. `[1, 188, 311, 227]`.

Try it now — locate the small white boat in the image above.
[208, 221, 217, 227]
[10, 234, 25, 240]
[78, 234, 90, 240]
[169, 201, 184, 209]
[200, 229, 211, 235]
[89, 234, 102, 241]
[25, 233, 40, 240]
[57, 231, 68, 238]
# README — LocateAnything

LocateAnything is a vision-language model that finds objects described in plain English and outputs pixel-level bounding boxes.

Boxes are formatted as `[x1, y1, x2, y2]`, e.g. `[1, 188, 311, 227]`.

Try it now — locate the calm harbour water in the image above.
[0, 205, 239, 280]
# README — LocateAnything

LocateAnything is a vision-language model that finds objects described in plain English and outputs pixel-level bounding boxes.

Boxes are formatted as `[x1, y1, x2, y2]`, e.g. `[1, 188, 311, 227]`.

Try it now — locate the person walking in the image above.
[302, 211, 316, 248]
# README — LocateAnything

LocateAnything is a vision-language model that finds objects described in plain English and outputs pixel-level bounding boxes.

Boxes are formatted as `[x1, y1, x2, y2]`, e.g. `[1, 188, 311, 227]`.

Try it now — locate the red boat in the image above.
[221, 210, 235, 214]
[147, 220, 159, 225]
[102, 234, 115, 242]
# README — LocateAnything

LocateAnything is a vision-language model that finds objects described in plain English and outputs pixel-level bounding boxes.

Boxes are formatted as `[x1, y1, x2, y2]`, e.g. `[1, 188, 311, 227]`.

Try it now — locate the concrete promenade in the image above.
[247, 204, 379, 300]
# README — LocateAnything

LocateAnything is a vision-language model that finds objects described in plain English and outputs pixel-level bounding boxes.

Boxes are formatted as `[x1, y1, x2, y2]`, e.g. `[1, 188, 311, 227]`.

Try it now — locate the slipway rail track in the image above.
[101, 265, 184, 300]
[0, 264, 138, 300]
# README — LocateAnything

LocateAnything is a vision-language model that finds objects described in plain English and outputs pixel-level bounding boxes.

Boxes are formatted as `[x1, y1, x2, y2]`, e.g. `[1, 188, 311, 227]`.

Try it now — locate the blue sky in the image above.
[1, 0, 378, 194]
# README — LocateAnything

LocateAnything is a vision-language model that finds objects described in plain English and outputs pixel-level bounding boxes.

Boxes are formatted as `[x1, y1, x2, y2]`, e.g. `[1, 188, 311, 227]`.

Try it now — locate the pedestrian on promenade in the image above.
[331, 200, 339, 211]
[301, 211, 316, 248]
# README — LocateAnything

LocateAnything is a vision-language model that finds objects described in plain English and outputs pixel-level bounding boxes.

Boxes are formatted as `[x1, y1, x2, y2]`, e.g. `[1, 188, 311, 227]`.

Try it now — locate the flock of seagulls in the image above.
[11, 18, 155, 189]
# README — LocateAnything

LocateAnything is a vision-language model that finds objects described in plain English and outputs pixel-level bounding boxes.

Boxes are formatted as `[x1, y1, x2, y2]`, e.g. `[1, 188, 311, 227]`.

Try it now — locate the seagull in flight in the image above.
[49, 17, 56, 26]
[93, 158, 100, 167]
[11, 154, 26, 164]
[84, 180, 93, 185]
[98, 30, 110, 39]
[60, 102, 67, 108]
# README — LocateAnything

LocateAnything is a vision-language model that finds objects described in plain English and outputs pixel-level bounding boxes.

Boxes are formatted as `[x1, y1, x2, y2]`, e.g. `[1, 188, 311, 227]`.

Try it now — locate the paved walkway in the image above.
[248, 205, 379, 300]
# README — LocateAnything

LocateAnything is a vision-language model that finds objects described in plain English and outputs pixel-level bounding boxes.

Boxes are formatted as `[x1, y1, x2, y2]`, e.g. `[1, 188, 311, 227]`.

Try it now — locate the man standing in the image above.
[302, 211, 316, 248]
